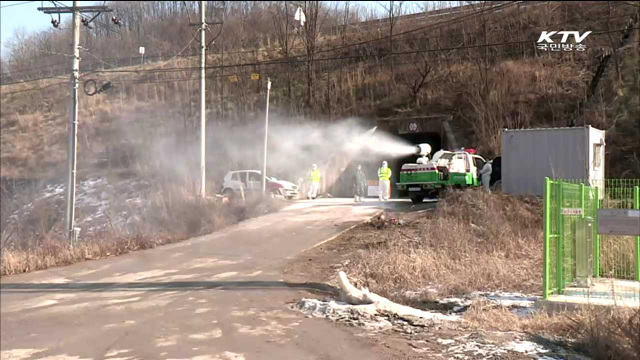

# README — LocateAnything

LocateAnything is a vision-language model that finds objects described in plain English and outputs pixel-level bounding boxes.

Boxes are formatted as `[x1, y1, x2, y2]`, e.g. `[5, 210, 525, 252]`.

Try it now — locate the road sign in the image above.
[139, 46, 145, 55]
[229, 75, 238, 83]
[251, 73, 260, 80]
[597, 209, 640, 236]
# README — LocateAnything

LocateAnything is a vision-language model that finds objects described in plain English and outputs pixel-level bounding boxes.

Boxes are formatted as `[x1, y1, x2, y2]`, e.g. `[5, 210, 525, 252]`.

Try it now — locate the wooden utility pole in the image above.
[38, 2, 112, 244]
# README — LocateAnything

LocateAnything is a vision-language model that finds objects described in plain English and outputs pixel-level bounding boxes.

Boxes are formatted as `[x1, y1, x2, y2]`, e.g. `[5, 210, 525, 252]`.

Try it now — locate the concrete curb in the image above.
[303, 209, 385, 253]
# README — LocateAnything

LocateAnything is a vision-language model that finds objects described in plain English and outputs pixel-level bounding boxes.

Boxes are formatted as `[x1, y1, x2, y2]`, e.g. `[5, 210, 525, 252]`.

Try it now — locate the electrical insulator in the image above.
[81, 18, 93, 29]
[51, 19, 60, 28]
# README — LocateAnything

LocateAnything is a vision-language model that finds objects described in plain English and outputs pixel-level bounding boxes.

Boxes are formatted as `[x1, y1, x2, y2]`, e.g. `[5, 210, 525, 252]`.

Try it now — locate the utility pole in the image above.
[189, 2, 223, 198]
[189, 1, 222, 199]
[200, 0, 207, 198]
[38, 2, 112, 244]
[68, 1, 80, 244]
[262, 78, 272, 195]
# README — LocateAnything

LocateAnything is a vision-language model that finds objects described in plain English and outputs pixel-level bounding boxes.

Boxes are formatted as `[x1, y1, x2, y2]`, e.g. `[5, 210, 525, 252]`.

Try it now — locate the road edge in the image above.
[302, 209, 385, 254]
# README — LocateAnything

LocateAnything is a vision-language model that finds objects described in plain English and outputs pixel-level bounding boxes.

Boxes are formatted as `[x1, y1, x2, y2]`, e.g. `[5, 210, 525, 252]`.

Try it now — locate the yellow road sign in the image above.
[251, 73, 260, 80]
[229, 75, 238, 83]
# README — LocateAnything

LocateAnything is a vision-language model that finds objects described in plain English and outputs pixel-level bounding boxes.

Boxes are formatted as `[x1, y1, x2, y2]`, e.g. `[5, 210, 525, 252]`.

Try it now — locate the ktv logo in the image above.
[536, 31, 591, 52]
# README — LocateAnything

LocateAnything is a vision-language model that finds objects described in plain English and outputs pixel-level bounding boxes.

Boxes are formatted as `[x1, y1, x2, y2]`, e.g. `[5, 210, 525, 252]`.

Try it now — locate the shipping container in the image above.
[501, 126, 605, 197]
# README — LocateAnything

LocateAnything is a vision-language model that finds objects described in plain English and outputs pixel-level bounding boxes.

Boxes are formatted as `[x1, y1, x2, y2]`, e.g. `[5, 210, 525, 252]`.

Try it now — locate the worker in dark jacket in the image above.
[354, 164, 367, 202]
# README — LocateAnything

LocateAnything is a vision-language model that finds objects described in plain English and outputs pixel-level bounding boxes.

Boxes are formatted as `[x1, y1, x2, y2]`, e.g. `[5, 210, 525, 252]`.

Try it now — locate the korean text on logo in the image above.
[536, 31, 591, 52]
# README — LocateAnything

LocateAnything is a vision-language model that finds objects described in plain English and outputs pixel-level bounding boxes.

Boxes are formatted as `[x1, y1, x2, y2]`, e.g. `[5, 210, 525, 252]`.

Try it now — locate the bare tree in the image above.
[399, 53, 449, 108]
[271, 1, 299, 111]
[378, 1, 405, 81]
[301, 1, 329, 113]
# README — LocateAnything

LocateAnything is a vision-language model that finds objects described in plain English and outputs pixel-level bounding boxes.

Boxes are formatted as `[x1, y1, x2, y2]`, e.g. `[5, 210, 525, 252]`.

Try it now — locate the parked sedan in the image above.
[221, 170, 299, 199]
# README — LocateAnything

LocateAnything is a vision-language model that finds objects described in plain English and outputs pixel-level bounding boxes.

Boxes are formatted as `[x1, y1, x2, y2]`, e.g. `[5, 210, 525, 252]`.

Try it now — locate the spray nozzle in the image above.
[416, 143, 432, 157]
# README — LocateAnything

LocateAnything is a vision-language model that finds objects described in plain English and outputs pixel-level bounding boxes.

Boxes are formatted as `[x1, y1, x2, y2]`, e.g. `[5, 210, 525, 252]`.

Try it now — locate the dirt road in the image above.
[1, 198, 433, 360]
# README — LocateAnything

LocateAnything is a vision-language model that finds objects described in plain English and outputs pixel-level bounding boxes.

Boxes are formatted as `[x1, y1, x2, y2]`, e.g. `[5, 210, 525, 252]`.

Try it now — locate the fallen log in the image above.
[337, 271, 460, 322]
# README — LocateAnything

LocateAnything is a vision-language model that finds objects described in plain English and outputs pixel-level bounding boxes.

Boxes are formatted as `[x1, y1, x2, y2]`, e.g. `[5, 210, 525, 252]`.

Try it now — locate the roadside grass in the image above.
[464, 301, 640, 360]
[343, 189, 543, 300]
[1, 182, 283, 276]
[340, 189, 639, 360]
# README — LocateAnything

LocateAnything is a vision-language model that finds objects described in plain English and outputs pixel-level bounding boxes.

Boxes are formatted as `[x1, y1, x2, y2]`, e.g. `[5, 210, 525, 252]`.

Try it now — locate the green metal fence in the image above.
[543, 178, 640, 299]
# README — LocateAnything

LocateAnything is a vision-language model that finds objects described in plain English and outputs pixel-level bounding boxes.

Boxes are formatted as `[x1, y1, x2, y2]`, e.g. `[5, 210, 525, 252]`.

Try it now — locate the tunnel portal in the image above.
[325, 116, 456, 198]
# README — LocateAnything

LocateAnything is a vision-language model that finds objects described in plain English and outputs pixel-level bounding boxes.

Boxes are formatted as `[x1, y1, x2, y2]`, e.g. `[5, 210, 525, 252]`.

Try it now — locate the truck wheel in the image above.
[410, 195, 424, 204]
[427, 191, 439, 200]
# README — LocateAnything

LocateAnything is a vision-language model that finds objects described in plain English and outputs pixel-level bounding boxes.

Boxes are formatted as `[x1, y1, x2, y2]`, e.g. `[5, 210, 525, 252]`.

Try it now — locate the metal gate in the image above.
[595, 180, 640, 281]
[543, 178, 640, 298]
[543, 179, 599, 297]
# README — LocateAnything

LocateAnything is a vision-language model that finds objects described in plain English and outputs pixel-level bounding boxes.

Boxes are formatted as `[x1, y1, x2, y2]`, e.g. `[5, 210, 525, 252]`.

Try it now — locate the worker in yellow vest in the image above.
[378, 161, 392, 201]
[307, 164, 320, 200]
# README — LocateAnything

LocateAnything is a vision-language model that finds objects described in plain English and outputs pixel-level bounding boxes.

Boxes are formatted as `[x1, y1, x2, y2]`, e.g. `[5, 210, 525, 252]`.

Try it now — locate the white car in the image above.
[221, 170, 299, 199]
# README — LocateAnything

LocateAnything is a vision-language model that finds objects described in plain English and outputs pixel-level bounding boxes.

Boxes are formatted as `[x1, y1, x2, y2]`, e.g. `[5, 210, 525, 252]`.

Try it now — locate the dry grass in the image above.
[463, 300, 575, 336]
[0, 183, 283, 276]
[600, 235, 637, 280]
[340, 189, 639, 360]
[464, 301, 640, 360]
[343, 189, 543, 300]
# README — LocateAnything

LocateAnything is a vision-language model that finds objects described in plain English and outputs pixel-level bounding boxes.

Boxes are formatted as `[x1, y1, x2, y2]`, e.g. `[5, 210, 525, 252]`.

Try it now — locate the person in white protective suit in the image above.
[480, 160, 492, 192]
[378, 161, 392, 201]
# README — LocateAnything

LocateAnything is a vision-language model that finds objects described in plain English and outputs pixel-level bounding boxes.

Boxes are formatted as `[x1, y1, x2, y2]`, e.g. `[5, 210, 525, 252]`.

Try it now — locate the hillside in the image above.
[1, 1, 639, 185]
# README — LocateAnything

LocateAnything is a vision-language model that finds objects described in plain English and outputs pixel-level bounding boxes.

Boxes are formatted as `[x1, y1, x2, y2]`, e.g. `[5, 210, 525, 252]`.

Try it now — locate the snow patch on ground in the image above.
[0, 348, 42, 360]
[470, 291, 539, 308]
[8, 177, 151, 236]
[411, 333, 567, 360]
[292, 298, 459, 333]
[427, 291, 540, 317]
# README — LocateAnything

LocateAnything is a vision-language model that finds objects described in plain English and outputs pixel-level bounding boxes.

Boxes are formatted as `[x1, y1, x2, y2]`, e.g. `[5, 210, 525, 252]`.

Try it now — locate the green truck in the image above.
[396, 144, 488, 203]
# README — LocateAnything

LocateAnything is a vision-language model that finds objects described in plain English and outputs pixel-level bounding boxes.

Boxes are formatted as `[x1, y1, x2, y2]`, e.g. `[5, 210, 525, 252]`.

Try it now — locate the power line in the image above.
[81, 48, 119, 68]
[76, 26, 639, 76]
[33, 48, 75, 57]
[3, 4, 633, 81]
[0, 41, 560, 93]
[255, 1, 520, 65]
[1, 74, 68, 86]
[3, 23, 636, 89]
[84, 46, 530, 88]
[2, 0, 636, 84]
[1, 80, 66, 95]
[2, 25, 635, 88]
[1, 46, 525, 94]
[79, 1, 518, 75]
[0, 32, 619, 96]
[157, 36, 199, 67]
[0, 1, 36, 8]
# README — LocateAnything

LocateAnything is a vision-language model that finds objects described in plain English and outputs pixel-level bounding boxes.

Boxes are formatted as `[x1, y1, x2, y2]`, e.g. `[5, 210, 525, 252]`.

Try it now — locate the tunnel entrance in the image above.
[388, 132, 441, 198]
[375, 116, 454, 198]
[324, 116, 455, 198]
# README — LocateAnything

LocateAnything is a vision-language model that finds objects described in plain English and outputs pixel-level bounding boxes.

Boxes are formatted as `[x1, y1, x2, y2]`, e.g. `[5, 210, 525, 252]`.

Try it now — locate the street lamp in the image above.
[262, 78, 272, 195]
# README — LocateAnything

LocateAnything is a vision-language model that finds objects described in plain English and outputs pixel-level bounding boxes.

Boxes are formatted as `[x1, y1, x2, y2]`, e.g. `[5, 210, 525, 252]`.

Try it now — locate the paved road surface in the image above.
[1, 198, 434, 360]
